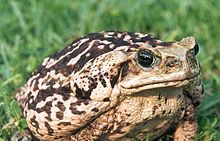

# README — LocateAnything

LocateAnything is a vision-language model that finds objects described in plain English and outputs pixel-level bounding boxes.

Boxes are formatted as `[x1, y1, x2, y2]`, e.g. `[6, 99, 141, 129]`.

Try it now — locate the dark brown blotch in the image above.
[45, 115, 52, 121]
[47, 79, 56, 87]
[91, 107, 99, 112]
[57, 84, 71, 101]
[56, 101, 66, 111]
[70, 99, 90, 107]
[158, 94, 161, 100]
[39, 101, 53, 115]
[56, 111, 64, 120]
[168, 110, 172, 114]
[165, 98, 168, 104]
[152, 105, 158, 115]
[103, 98, 110, 102]
[58, 122, 71, 126]
[35, 88, 54, 103]
[110, 74, 119, 88]
[126, 113, 131, 117]
[158, 42, 173, 46]
[101, 79, 107, 87]
[30, 116, 39, 129]
[75, 83, 92, 100]
[70, 103, 86, 115]
[44, 122, 54, 135]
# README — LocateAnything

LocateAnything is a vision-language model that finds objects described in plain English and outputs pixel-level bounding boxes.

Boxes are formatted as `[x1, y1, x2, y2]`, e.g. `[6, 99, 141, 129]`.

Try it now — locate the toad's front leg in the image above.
[174, 98, 198, 141]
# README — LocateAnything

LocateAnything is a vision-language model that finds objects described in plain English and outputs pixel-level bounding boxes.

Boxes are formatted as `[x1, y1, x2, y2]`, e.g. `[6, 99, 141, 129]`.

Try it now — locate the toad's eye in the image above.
[137, 50, 154, 68]
[193, 43, 199, 56]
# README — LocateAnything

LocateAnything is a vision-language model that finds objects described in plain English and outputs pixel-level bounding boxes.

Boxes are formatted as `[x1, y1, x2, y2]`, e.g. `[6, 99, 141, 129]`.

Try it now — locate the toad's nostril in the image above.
[166, 59, 181, 67]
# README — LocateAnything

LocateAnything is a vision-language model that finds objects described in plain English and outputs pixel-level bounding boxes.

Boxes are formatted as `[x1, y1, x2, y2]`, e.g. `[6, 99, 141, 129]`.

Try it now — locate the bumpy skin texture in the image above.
[16, 31, 203, 141]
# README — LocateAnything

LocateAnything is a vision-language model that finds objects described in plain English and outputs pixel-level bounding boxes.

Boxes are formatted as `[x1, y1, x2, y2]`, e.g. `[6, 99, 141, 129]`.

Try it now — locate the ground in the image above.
[0, 0, 220, 141]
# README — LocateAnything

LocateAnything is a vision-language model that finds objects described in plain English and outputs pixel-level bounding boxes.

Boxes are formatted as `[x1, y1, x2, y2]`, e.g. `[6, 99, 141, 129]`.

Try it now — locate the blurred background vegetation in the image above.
[0, 0, 220, 140]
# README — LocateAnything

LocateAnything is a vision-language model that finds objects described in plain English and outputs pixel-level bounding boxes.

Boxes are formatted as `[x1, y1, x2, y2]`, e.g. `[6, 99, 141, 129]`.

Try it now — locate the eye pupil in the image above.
[193, 43, 199, 56]
[137, 50, 154, 67]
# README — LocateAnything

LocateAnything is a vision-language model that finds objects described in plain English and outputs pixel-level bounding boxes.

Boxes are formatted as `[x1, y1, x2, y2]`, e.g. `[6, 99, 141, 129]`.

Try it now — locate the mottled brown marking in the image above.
[126, 114, 131, 117]
[45, 115, 52, 121]
[29, 32, 159, 97]
[168, 110, 172, 114]
[28, 85, 70, 112]
[45, 122, 54, 135]
[91, 108, 99, 112]
[30, 116, 39, 129]
[158, 94, 161, 100]
[35, 88, 54, 103]
[39, 101, 53, 115]
[112, 123, 126, 134]
[58, 122, 71, 126]
[152, 105, 158, 115]
[47, 78, 56, 86]
[126, 123, 130, 126]
[165, 98, 168, 104]
[159, 42, 173, 46]
[75, 83, 93, 100]
[57, 84, 71, 101]
[103, 98, 110, 102]
[56, 101, 66, 111]
[56, 111, 64, 120]
[83, 100, 89, 105]
[70, 99, 90, 108]
[70, 103, 86, 115]
[35, 108, 44, 113]
[101, 79, 107, 87]
[110, 74, 119, 88]
[104, 72, 108, 76]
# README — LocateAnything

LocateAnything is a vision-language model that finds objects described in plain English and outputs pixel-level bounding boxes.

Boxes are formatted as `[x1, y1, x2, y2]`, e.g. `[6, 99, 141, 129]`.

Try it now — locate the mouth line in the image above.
[120, 76, 198, 91]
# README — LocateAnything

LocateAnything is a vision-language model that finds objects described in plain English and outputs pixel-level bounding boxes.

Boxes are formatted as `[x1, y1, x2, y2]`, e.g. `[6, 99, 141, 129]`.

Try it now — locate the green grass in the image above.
[0, 0, 220, 140]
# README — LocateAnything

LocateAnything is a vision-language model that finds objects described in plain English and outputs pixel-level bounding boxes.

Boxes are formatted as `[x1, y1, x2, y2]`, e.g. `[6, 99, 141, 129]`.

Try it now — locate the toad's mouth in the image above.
[119, 76, 199, 95]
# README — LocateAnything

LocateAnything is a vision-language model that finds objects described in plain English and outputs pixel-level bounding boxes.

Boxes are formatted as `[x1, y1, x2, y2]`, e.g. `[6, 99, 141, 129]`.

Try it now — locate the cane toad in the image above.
[15, 31, 203, 141]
